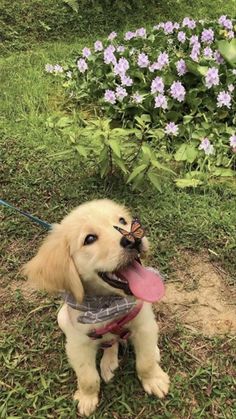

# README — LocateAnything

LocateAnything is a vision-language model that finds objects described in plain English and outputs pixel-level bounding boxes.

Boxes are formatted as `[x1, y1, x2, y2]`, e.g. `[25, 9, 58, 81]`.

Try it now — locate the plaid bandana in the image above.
[62, 292, 137, 324]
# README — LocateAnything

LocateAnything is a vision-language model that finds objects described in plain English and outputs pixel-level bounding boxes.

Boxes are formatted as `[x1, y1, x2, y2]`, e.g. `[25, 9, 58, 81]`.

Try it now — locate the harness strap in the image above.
[87, 301, 143, 340]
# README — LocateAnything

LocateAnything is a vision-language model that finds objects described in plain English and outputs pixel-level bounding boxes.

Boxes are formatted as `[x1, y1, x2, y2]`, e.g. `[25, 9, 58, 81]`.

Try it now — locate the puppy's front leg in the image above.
[66, 339, 100, 417]
[131, 305, 170, 398]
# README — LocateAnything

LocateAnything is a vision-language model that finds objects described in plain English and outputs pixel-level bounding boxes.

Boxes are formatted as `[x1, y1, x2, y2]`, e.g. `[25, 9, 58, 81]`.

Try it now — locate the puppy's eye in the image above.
[119, 217, 127, 225]
[84, 234, 98, 245]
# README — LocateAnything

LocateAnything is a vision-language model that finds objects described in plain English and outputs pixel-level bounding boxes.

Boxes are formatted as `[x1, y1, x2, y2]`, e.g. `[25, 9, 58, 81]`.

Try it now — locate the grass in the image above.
[1, 290, 236, 418]
[1, 31, 236, 419]
[1, 0, 236, 54]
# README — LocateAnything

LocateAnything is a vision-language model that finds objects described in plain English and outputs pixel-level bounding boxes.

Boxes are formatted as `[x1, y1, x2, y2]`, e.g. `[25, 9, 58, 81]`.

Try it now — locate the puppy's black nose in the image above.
[120, 236, 141, 250]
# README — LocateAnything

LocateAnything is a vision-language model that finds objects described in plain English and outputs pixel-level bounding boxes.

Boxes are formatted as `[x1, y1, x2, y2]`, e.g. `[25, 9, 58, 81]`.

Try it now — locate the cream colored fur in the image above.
[23, 199, 169, 417]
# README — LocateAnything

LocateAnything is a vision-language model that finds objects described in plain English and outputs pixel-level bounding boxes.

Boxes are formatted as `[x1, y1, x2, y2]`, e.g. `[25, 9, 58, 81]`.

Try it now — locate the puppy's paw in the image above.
[140, 366, 170, 399]
[100, 348, 119, 383]
[74, 390, 98, 417]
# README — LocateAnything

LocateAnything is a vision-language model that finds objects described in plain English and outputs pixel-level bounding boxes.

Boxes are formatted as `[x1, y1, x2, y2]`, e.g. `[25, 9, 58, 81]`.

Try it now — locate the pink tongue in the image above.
[118, 260, 165, 303]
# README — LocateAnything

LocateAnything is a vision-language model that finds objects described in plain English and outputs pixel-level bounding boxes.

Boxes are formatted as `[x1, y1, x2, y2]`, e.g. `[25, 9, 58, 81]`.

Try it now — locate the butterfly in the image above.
[114, 218, 145, 243]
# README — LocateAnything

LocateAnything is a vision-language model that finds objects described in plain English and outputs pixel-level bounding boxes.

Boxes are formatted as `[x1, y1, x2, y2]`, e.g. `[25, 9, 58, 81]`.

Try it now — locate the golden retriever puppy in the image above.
[23, 199, 169, 416]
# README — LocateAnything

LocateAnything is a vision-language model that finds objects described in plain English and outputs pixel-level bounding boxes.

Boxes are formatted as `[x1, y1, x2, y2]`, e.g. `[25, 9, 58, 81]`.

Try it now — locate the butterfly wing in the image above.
[131, 218, 145, 239]
[114, 225, 135, 242]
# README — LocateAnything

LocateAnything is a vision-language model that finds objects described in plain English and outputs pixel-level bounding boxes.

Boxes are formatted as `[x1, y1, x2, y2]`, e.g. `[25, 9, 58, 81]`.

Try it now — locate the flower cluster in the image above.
[46, 15, 236, 181]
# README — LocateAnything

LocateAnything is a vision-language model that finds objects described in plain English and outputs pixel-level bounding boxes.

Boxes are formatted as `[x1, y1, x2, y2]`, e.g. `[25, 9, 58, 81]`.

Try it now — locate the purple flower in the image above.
[115, 86, 128, 101]
[199, 138, 215, 155]
[82, 47, 91, 58]
[170, 81, 186, 102]
[213, 50, 224, 64]
[137, 53, 150, 68]
[205, 67, 219, 88]
[174, 22, 180, 30]
[106, 44, 115, 53]
[228, 84, 234, 93]
[132, 92, 143, 104]
[54, 64, 63, 73]
[157, 51, 169, 69]
[165, 122, 178, 136]
[149, 62, 160, 72]
[189, 35, 199, 46]
[45, 64, 54, 73]
[104, 89, 116, 104]
[218, 15, 227, 25]
[226, 30, 234, 39]
[176, 59, 187, 76]
[190, 42, 201, 62]
[217, 91, 231, 108]
[117, 45, 125, 53]
[182, 17, 196, 29]
[124, 31, 136, 41]
[203, 47, 213, 58]
[104, 46, 116, 65]
[154, 94, 168, 110]
[114, 57, 129, 76]
[153, 23, 164, 30]
[77, 59, 88, 73]
[164, 21, 174, 34]
[94, 40, 103, 52]
[218, 16, 233, 29]
[177, 31, 186, 43]
[120, 75, 133, 86]
[224, 19, 233, 30]
[108, 31, 117, 41]
[201, 29, 214, 44]
[151, 76, 165, 94]
[136, 27, 146, 38]
[229, 134, 236, 148]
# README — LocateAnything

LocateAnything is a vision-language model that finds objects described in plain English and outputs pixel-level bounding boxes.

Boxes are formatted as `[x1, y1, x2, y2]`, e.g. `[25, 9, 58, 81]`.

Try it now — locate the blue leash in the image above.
[0, 199, 52, 230]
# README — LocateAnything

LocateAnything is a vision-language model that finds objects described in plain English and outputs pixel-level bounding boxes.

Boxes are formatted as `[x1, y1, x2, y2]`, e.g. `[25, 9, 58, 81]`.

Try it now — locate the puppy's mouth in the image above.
[98, 259, 165, 303]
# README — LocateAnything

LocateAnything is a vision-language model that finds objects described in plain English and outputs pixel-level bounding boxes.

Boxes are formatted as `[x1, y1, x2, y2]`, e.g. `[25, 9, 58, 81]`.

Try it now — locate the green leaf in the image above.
[186, 60, 209, 76]
[56, 116, 73, 128]
[186, 144, 198, 163]
[183, 115, 194, 125]
[212, 168, 235, 177]
[127, 164, 147, 183]
[151, 160, 176, 175]
[166, 111, 180, 122]
[109, 140, 121, 158]
[113, 156, 128, 174]
[75, 145, 87, 157]
[149, 128, 165, 140]
[141, 145, 152, 158]
[147, 172, 162, 192]
[174, 143, 198, 163]
[175, 178, 203, 188]
[218, 39, 236, 67]
[174, 144, 188, 161]
[130, 172, 145, 190]
[63, 0, 79, 13]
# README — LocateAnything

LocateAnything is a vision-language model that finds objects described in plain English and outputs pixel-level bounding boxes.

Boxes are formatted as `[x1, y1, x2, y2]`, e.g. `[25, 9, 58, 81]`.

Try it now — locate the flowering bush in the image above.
[46, 16, 236, 189]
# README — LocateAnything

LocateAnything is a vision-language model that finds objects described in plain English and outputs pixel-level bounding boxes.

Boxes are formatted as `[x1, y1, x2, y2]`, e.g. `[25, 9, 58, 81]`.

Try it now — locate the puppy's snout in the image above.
[120, 236, 141, 251]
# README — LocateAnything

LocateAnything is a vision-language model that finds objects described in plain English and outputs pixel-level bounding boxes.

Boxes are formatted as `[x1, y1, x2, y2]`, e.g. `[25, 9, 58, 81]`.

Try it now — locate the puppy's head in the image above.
[22, 199, 149, 302]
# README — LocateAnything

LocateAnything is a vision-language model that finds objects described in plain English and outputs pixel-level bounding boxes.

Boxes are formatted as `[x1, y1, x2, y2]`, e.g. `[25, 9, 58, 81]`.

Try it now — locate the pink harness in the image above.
[87, 301, 143, 348]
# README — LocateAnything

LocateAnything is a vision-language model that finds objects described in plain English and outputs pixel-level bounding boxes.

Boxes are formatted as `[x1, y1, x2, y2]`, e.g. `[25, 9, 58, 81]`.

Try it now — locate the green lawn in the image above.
[1, 37, 236, 418]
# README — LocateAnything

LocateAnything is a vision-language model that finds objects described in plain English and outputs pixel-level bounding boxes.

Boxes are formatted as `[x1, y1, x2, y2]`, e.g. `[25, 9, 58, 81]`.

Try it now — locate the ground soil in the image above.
[155, 252, 236, 336]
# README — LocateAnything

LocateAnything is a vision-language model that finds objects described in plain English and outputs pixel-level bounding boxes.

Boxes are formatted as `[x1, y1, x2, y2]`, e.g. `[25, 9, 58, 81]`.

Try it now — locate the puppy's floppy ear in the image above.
[22, 225, 84, 302]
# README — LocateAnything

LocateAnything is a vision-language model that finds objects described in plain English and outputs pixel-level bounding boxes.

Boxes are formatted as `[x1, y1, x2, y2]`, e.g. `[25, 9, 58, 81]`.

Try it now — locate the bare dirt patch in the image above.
[155, 252, 236, 336]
